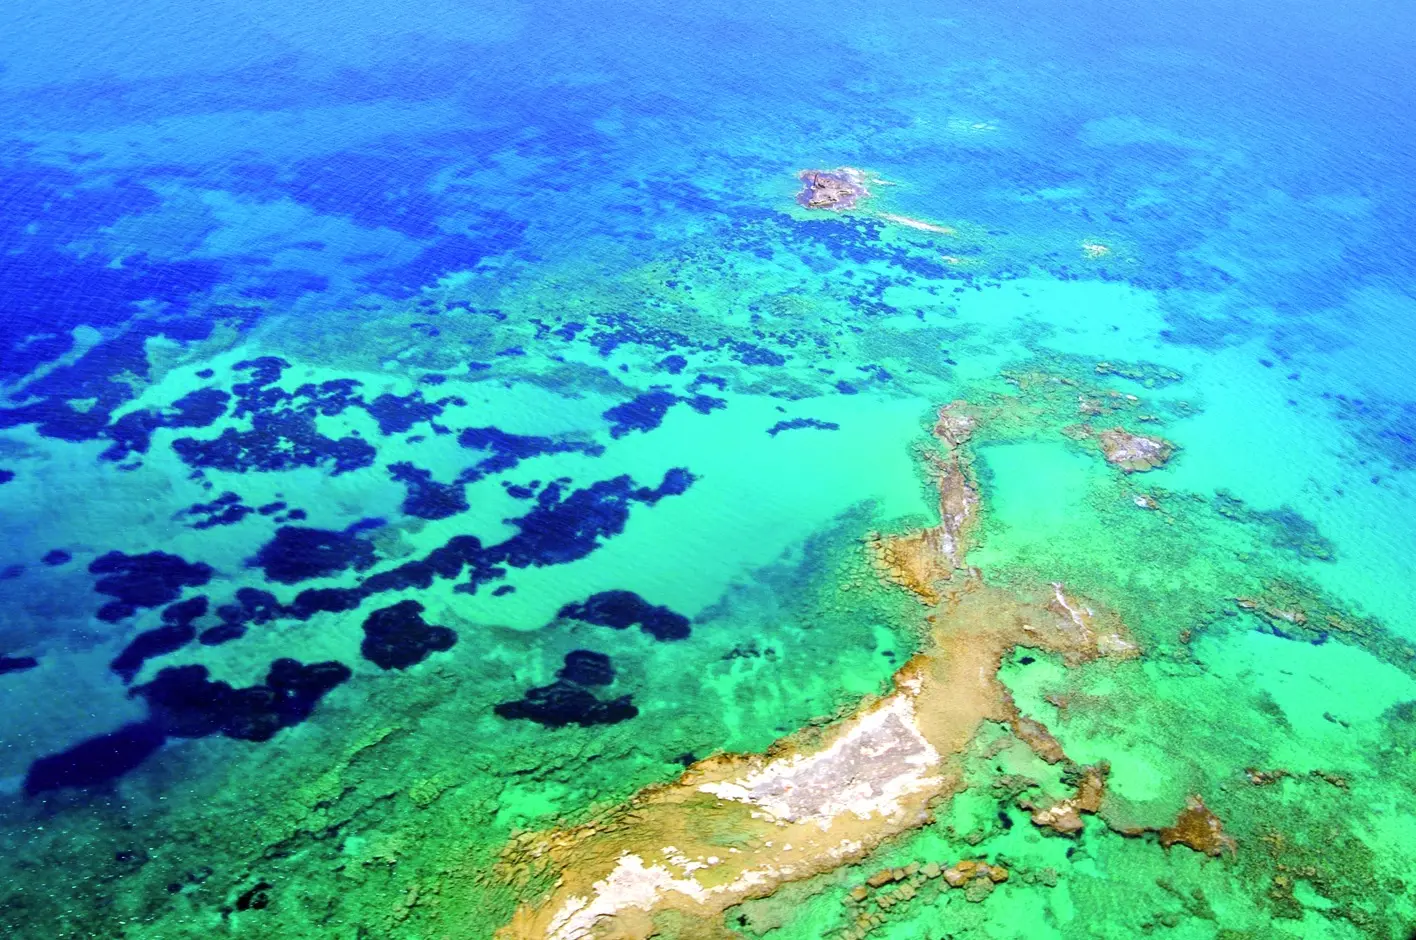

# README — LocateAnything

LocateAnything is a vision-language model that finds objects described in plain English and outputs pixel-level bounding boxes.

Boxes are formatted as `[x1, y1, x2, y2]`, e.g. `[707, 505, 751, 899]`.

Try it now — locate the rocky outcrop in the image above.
[1158, 795, 1237, 857]
[839, 856, 1012, 936]
[932, 401, 978, 448]
[796, 168, 869, 210]
[1023, 763, 1109, 837]
[1097, 427, 1174, 472]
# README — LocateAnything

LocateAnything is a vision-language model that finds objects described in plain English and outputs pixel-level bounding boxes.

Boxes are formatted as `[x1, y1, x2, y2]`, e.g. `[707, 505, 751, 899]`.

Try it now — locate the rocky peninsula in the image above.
[493, 403, 1145, 939]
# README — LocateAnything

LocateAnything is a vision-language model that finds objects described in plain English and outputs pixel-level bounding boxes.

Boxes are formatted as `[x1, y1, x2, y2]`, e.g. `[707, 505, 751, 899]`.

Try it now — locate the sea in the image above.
[1, 0, 1415, 936]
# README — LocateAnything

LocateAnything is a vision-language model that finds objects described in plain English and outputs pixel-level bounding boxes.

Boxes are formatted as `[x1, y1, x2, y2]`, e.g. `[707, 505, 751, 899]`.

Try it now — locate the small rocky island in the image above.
[797, 167, 870, 210]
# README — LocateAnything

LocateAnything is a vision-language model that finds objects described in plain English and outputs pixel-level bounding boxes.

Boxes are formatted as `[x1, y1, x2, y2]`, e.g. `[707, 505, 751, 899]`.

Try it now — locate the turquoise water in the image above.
[2, 0, 1415, 936]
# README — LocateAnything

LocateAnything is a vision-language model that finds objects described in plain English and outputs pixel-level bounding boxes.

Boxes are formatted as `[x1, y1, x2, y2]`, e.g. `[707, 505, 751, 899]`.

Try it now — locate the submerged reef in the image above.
[494, 681, 638, 729]
[496, 650, 635, 728]
[0, 654, 39, 675]
[109, 595, 209, 683]
[251, 525, 379, 584]
[796, 167, 870, 210]
[88, 550, 215, 622]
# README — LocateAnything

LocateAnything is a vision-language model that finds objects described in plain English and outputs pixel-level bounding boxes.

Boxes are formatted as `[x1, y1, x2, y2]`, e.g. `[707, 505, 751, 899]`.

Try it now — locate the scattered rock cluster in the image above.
[838, 859, 1016, 938]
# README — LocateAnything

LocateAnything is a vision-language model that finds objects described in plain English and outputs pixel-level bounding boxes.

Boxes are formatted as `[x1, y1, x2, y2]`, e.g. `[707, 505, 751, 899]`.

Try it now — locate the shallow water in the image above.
[1, 0, 1415, 936]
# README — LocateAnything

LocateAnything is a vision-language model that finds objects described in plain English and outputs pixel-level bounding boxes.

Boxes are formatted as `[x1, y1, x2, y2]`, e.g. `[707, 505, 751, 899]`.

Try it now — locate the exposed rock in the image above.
[1028, 800, 1085, 836]
[1097, 427, 1174, 472]
[1025, 763, 1109, 837]
[942, 859, 1009, 894]
[796, 168, 869, 210]
[933, 401, 978, 449]
[1158, 795, 1237, 857]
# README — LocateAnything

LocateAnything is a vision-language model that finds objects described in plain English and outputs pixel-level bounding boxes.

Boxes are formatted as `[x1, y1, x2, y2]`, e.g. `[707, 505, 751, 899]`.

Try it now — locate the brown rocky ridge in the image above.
[866, 401, 980, 605]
